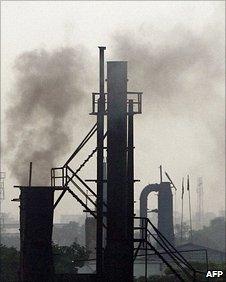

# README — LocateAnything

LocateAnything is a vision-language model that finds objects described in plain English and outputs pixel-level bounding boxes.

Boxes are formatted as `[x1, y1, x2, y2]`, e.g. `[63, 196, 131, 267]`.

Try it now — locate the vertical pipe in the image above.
[139, 184, 159, 240]
[174, 189, 177, 223]
[187, 175, 193, 243]
[159, 165, 162, 183]
[127, 101, 134, 214]
[127, 103, 134, 219]
[51, 169, 53, 186]
[145, 219, 148, 282]
[180, 177, 184, 244]
[85, 189, 88, 219]
[96, 46, 106, 276]
[105, 61, 128, 281]
[99, 46, 106, 97]
[62, 167, 64, 187]
[127, 100, 134, 279]
[28, 162, 32, 187]
[103, 160, 107, 248]
[181, 198, 184, 244]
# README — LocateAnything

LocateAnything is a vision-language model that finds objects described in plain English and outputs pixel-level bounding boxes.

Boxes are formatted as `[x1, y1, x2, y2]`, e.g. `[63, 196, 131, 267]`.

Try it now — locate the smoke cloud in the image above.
[113, 27, 224, 111]
[6, 47, 89, 185]
[112, 25, 225, 207]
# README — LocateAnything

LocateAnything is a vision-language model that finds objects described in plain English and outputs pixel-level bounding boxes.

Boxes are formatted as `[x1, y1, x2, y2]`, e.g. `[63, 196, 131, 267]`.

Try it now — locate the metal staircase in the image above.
[50, 124, 203, 281]
[133, 217, 203, 281]
[51, 123, 106, 217]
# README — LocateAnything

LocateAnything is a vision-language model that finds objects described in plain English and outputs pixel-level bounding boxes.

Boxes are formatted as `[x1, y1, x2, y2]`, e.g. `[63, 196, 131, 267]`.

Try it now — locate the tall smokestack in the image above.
[104, 61, 131, 281]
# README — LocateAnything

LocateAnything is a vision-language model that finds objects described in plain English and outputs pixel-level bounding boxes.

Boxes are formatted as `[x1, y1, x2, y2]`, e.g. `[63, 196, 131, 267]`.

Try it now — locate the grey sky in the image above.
[1, 1, 225, 221]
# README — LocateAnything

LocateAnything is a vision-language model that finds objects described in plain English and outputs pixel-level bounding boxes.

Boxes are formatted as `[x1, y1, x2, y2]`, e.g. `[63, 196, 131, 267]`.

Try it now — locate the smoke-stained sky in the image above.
[5, 47, 92, 185]
[1, 1, 225, 221]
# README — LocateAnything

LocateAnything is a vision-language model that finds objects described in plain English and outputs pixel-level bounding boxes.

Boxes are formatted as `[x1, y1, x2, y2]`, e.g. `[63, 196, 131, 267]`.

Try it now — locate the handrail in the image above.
[135, 217, 196, 272]
[64, 123, 97, 166]
[146, 241, 185, 282]
[69, 170, 107, 209]
[52, 124, 109, 222]
[74, 148, 97, 174]
[145, 226, 192, 270]
[73, 173, 97, 198]
[70, 178, 97, 208]
[134, 217, 199, 281]
[146, 217, 196, 272]
[146, 223, 194, 279]
[66, 186, 97, 219]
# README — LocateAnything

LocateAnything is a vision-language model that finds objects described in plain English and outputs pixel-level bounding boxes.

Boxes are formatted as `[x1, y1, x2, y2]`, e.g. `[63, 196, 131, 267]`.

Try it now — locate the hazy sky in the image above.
[1, 1, 225, 222]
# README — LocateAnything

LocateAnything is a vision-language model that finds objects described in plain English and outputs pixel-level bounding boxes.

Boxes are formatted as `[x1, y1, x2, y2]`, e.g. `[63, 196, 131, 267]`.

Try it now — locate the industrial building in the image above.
[14, 47, 205, 282]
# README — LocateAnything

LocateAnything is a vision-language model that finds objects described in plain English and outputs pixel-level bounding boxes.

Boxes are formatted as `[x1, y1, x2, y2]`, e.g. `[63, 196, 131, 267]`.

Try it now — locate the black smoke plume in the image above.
[112, 25, 224, 200]
[6, 47, 88, 185]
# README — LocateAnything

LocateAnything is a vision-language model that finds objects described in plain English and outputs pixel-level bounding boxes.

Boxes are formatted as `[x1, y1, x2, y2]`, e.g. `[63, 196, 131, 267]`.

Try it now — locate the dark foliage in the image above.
[0, 244, 19, 282]
[53, 241, 90, 274]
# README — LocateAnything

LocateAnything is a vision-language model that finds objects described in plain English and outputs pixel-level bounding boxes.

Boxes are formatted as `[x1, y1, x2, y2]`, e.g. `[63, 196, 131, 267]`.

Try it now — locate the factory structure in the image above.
[14, 47, 206, 281]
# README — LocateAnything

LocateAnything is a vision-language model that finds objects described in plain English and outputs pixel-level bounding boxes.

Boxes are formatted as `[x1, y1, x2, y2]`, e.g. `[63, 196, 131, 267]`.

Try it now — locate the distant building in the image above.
[1, 233, 20, 250]
[78, 242, 226, 279]
[203, 212, 216, 227]
[78, 258, 164, 277]
[52, 221, 85, 246]
[218, 210, 225, 218]
[193, 212, 216, 230]
[134, 243, 226, 278]
[85, 217, 96, 258]
[177, 243, 226, 263]
[134, 258, 164, 278]
[2, 213, 19, 235]
[60, 214, 85, 224]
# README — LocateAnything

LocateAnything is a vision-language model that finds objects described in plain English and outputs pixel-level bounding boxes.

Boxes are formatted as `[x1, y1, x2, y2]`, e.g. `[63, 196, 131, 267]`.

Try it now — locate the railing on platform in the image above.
[133, 217, 206, 282]
[51, 124, 107, 222]
[90, 92, 142, 115]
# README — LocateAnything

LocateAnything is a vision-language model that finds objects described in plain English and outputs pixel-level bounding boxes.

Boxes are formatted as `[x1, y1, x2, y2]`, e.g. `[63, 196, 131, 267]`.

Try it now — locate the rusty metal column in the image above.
[127, 100, 134, 280]
[105, 61, 129, 281]
[96, 46, 106, 276]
